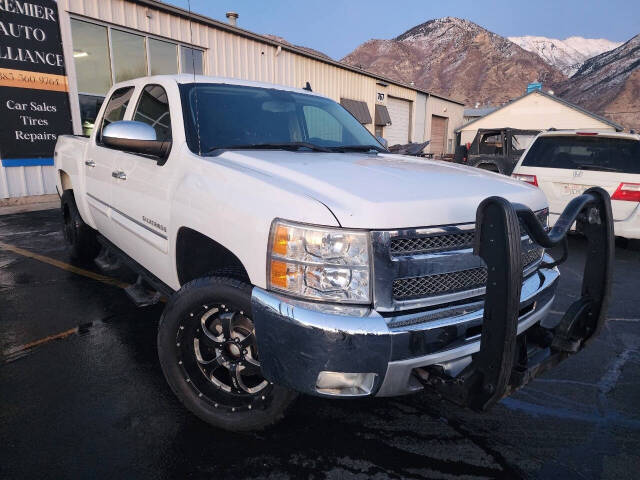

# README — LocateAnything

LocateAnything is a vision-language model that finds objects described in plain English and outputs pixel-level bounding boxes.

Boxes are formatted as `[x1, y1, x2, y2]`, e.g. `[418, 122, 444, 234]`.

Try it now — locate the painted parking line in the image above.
[2, 327, 78, 360]
[0, 240, 130, 289]
[0, 240, 166, 360]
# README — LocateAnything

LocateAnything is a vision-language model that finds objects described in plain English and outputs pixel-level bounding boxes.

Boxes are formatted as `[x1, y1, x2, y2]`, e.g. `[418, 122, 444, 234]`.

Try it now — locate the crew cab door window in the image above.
[133, 85, 172, 143]
[98, 86, 134, 142]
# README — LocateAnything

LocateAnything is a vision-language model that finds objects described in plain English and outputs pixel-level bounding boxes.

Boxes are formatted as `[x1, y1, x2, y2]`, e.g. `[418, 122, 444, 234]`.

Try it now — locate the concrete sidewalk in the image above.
[0, 194, 59, 216]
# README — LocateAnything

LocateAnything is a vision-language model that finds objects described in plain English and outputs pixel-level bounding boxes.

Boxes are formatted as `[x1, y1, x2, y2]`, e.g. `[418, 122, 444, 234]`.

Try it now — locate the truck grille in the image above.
[393, 267, 487, 299]
[392, 248, 544, 300]
[390, 231, 475, 255]
[390, 209, 548, 256]
[521, 246, 544, 268]
[372, 209, 549, 308]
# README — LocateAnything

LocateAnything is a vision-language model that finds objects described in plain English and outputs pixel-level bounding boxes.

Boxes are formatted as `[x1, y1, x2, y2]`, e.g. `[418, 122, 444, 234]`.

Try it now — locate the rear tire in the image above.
[61, 190, 101, 262]
[157, 275, 297, 431]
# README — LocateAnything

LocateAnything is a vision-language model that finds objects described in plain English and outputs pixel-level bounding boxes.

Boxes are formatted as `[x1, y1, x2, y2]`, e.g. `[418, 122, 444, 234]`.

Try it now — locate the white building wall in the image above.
[459, 91, 616, 144]
[414, 93, 427, 143]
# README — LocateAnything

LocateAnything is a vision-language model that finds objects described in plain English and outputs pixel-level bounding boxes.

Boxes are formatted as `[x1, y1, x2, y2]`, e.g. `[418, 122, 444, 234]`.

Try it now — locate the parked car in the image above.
[512, 130, 640, 239]
[54, 75, 613, 431]
[454, 128, 540, 175]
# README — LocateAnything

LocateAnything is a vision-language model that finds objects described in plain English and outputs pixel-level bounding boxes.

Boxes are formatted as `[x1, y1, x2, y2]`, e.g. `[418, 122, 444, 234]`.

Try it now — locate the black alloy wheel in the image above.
[158, 276, 297, 431]
[177, 302, 271, 411]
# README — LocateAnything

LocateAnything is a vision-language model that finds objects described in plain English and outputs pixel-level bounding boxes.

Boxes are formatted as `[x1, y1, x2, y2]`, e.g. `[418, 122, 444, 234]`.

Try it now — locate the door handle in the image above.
[85, 160, 96, 168]
[112, 170, 127, 180]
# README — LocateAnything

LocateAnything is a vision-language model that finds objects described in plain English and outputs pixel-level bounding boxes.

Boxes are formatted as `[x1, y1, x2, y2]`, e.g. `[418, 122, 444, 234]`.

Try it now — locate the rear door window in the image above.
[98, 86, 134, 143]
[522, 136, 640, 174]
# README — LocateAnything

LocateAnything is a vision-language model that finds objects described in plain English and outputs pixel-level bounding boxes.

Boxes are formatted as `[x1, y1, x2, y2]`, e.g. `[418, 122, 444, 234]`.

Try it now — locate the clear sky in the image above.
[166, 0, 639, 60]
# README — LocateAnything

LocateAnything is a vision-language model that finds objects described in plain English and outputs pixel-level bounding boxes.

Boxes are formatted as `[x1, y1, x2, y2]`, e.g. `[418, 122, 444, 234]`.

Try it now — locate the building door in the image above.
[385, 97, 411, 146]
[430, 115, 448, 155]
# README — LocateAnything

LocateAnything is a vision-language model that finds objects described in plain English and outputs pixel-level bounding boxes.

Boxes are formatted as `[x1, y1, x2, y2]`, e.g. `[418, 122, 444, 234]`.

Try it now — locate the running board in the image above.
[125, 275, 162, 307]
[96, 235, 175, 304]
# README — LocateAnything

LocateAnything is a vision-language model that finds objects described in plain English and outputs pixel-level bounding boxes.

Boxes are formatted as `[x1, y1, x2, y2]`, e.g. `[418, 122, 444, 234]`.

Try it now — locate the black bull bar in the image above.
[421, 187, 614, 410]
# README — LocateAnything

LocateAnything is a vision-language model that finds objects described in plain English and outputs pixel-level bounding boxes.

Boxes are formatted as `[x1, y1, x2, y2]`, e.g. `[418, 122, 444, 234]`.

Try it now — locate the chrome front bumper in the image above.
[251, 261, 559, 398]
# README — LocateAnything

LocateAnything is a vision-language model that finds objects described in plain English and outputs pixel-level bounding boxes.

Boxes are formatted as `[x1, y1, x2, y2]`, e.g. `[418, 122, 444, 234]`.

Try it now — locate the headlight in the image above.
[267, 220, 371, 303]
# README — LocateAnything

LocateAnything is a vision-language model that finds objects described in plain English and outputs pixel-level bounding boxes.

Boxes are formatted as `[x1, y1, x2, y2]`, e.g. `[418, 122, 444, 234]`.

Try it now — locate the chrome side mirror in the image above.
[376, 136, 388, 149]
[102, 120, 171, 160]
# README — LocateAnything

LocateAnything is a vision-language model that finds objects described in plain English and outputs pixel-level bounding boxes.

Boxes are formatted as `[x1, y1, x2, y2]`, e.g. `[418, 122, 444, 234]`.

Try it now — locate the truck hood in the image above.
[216, 150, 548, 229]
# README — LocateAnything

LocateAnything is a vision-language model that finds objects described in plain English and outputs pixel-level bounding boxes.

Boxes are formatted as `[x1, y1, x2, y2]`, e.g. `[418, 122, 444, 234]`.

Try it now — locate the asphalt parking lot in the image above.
[1, 208, 639, 479]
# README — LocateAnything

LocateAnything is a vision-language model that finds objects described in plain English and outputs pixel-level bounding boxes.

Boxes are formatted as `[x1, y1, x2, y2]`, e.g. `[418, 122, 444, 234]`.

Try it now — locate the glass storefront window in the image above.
[111, 30, 148, 83]
[149, 39, 178, 75]
[70, 19, 112, 95]
[70, 18, 204, 135]
[78, 94, 105, 137]
[180, 46, 203, 75]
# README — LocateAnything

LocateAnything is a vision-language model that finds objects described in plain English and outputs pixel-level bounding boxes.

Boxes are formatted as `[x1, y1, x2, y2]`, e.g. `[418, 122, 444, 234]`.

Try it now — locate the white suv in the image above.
[512, 130, 640, 239]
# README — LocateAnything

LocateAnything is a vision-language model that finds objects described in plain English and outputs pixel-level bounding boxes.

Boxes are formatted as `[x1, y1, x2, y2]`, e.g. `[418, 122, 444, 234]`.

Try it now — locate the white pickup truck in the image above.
[54, 75, 613, 431]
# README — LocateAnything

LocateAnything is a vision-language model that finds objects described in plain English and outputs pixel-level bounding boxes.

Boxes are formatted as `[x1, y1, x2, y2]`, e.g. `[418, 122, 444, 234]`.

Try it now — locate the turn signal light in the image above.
[272, 224, 290, 256]
[271, 260, 299, 289]
[512, 173, 538, 187]
[611, 182, 640, 202]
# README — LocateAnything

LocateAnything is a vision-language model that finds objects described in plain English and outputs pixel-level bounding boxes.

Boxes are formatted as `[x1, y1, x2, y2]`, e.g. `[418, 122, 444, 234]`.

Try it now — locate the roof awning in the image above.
[340, 98, 372, 124]
[375, 104, 392, 126]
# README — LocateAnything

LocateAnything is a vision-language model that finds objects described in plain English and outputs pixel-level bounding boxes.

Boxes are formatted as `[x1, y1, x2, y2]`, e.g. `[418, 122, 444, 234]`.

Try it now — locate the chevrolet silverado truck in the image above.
[54, 75, 614, 431]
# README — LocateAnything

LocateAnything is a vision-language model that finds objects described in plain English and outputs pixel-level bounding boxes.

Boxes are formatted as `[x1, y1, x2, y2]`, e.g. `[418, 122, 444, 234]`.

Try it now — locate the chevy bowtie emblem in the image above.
[573, 170, 583, 178]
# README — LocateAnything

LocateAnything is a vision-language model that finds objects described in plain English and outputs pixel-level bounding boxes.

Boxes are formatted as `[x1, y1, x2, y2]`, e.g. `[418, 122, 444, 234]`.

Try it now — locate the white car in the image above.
[53, 75, 611, 431]
[512, 130, 640, 239]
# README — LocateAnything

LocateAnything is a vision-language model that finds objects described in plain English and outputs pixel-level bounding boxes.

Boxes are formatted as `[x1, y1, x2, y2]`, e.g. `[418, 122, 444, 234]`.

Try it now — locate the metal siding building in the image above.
[0, 0, 465, 199]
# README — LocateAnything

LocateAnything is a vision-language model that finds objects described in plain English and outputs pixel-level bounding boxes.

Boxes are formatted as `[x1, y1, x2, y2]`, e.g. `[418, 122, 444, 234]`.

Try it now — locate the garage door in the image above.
[430, 115, 447, 155]
[385, 97, 411, 146]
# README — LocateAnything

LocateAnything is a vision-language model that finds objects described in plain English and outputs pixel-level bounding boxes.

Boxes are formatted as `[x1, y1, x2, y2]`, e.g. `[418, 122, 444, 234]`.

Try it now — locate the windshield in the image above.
[179, 83, 383, 154]
[522, 135, 640, 173]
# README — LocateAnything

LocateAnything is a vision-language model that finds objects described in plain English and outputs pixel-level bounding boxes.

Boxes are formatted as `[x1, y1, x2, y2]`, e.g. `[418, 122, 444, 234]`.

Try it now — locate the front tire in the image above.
[61, 190, 101, 262]
[157, 276, 297, 431]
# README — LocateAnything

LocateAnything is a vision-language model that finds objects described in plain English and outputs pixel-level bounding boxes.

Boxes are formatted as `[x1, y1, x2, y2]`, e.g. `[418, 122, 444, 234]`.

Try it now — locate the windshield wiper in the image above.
[328, 144, 387, 153]
[207, 142, 332, 154]
[576, 164, 623, 173]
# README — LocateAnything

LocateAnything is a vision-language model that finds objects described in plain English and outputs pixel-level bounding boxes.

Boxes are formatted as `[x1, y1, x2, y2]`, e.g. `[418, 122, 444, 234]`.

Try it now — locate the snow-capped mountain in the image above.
[508, 36, 621, 76]
[342, 17, 565, 107]
[556, 34, 640, 130]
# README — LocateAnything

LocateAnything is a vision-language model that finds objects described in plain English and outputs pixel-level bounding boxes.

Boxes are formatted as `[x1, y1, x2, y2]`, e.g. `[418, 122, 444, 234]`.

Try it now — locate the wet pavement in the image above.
[1, 208, 639, 479]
